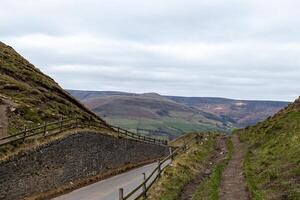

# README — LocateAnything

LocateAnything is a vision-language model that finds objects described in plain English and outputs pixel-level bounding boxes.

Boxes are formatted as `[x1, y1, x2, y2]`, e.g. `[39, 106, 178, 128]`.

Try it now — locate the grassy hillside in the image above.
[168, 96, 288, 127]
[68, 90, 288, 139]
[146, 132, 217, 200]
[69, 92, 232, 139]
[0, 42, 109, 135]
[237, 98, 300, 199]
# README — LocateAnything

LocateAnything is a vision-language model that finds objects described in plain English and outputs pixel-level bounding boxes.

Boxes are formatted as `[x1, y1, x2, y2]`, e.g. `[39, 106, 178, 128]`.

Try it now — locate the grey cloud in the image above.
[0, 0, 300, 101]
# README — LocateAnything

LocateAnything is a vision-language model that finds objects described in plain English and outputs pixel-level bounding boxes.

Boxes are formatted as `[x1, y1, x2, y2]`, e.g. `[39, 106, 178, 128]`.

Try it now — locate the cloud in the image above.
[0, 0, 300, 101]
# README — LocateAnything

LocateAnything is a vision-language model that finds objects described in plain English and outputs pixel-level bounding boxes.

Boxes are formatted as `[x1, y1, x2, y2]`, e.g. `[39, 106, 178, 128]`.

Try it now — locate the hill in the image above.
[237, 97, 300, 199]
[0, 42, 109, 136]
[167, 96, 288, 127]
[68, 90, 288, 139]
[69, 90, 234, 139]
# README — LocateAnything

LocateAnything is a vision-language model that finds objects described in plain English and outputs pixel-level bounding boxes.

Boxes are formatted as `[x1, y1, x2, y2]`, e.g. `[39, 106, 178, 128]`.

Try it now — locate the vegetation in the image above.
[192, 138, 233, 200]
[106, 116, 226, 140]
[146, 132, 216, 200]
[0, 42, 108, 135]
[69, 90, 289, 139]
[236, 98, 300, 200]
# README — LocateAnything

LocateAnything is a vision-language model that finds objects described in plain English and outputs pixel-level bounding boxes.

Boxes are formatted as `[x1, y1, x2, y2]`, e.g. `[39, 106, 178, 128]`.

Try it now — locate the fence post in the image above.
[142, 173, 147, 198]
[88, 117, 91, 127]
[60, 118, 63, 132]
[119, 188, 124, 200]
[43, 121, 47, 136]
[23, 126, 27, 141]
[157, 160, 161, 178]
[75, 117, 78, 128]
[169, 147, 173, 161]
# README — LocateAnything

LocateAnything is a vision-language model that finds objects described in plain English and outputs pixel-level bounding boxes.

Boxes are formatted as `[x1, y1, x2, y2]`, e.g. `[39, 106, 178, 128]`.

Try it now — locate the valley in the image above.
[69, 90, 288, 139]
[0, 41, 298, 200]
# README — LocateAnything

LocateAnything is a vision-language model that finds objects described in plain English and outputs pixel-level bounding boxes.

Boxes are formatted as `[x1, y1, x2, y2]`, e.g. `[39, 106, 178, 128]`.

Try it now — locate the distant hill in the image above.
[68, 90, 288, 139]
[166, 96, 289, 127]
[237, 97, 300, 199]
[0, 42, 109, 136]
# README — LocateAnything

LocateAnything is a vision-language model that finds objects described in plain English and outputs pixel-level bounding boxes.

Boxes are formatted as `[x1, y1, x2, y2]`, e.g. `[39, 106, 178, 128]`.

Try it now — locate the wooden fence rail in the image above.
[118, 135, 201, 200]
[0, 118, 168, 147]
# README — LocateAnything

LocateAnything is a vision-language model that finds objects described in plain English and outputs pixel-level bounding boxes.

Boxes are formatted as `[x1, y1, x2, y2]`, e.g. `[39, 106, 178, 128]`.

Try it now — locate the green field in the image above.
[105, 115, 229, 139]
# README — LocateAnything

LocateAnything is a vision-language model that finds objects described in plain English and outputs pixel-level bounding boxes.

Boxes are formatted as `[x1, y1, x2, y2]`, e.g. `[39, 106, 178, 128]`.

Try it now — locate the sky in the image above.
[1, 0, 300, 101]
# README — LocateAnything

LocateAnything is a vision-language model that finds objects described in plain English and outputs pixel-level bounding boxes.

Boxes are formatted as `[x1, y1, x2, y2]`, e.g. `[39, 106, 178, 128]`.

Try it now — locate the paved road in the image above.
[53, 160, 170, 200]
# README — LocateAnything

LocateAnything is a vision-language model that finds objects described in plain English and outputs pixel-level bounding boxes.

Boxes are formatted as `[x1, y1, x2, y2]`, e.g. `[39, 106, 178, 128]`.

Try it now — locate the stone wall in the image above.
[0, 132, 169, 200]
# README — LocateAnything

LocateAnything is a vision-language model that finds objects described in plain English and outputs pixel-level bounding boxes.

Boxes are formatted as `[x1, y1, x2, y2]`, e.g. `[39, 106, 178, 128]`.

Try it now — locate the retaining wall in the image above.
[0, 132, 169, 200]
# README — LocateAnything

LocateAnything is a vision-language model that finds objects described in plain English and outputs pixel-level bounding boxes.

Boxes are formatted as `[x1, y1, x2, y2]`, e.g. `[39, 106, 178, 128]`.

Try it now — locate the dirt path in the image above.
[178, 136, 228, 200]
[0, 104, 8, 138]
[219, 134, 249, 200]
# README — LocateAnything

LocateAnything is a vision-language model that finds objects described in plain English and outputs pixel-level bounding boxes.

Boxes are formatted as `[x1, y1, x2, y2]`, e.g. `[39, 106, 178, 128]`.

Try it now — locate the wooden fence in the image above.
[0, 118, 168, 147]
[118, 134, 201, 200]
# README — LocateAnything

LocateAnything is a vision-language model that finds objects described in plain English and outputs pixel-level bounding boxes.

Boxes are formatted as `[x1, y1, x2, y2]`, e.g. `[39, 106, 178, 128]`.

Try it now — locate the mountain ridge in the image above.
[68, 90, 289, 138]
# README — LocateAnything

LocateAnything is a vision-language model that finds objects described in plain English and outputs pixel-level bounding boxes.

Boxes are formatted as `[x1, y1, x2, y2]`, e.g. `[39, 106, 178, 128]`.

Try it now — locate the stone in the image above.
[0, 132, 169, 200]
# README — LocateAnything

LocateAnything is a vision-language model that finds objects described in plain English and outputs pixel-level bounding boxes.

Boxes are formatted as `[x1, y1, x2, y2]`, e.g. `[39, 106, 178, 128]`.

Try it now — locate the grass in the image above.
[236, 101, 300, 200]
[145, 132, 217, 200]
[105, 116, 228, 140]
[0, 42, 105, 136]
[192, 137, 233, 200]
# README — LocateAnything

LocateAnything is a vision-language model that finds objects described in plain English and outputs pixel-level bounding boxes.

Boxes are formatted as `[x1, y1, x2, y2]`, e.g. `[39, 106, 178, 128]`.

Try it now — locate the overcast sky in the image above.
[1, 0, 300, 101]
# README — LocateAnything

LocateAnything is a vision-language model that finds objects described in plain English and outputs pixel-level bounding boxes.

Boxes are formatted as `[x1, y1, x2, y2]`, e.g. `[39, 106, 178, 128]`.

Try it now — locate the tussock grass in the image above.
[0, 42, 107, 135]
[145, 132, 216, 200]
[237, 100, 300, 200]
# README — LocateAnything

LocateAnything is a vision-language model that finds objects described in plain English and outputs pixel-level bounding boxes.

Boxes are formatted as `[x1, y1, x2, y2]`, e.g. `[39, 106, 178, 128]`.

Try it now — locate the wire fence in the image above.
[0, 118, 168, 147]
[118, 134, 202, 200]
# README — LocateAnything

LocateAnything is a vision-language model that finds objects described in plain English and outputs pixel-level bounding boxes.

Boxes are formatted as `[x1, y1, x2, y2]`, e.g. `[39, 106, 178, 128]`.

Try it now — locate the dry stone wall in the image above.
[0, 132, 169, 200]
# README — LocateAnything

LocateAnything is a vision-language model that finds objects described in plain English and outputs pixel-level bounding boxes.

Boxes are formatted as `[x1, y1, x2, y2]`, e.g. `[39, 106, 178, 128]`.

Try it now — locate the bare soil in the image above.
[0, 104, 8, 138]
[178, 136, 228, 200]
[219, 134, 249, 200]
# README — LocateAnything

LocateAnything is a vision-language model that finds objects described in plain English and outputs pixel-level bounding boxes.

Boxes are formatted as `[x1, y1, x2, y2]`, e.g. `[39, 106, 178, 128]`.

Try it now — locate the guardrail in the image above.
[0, 118, 168, 147]
[118, 134, 202, 200]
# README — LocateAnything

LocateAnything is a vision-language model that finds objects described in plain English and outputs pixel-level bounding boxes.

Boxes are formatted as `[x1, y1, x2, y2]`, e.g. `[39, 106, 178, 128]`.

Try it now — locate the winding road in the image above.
[53, 161, 170, 200]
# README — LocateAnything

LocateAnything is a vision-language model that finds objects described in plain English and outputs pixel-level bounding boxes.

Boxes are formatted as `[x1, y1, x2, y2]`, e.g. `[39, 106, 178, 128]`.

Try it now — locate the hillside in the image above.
[0, 42, 109, 136]
[85, 93, 232, 139]
[166, 96, 288, 127]
[237, 97, 300, 199]
[69, 91, 233, 139]
[68, 90, 288, 139]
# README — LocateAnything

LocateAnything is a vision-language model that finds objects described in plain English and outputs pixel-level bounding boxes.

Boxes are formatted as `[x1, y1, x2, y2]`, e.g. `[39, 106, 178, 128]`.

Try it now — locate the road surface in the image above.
[53, 160, 170, 200]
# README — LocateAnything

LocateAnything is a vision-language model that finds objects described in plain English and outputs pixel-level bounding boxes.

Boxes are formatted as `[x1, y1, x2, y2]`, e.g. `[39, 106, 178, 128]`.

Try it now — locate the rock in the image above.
[204, 169, 212, 175]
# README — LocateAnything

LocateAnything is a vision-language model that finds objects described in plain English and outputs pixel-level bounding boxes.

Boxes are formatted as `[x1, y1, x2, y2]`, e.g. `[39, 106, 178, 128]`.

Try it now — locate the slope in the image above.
[68, 90, 288, 139]
[81, 93, 232, 139]
[237, 97, 300, 199]
[167, 96, 288, 127]
[0, 42, 109, 135]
